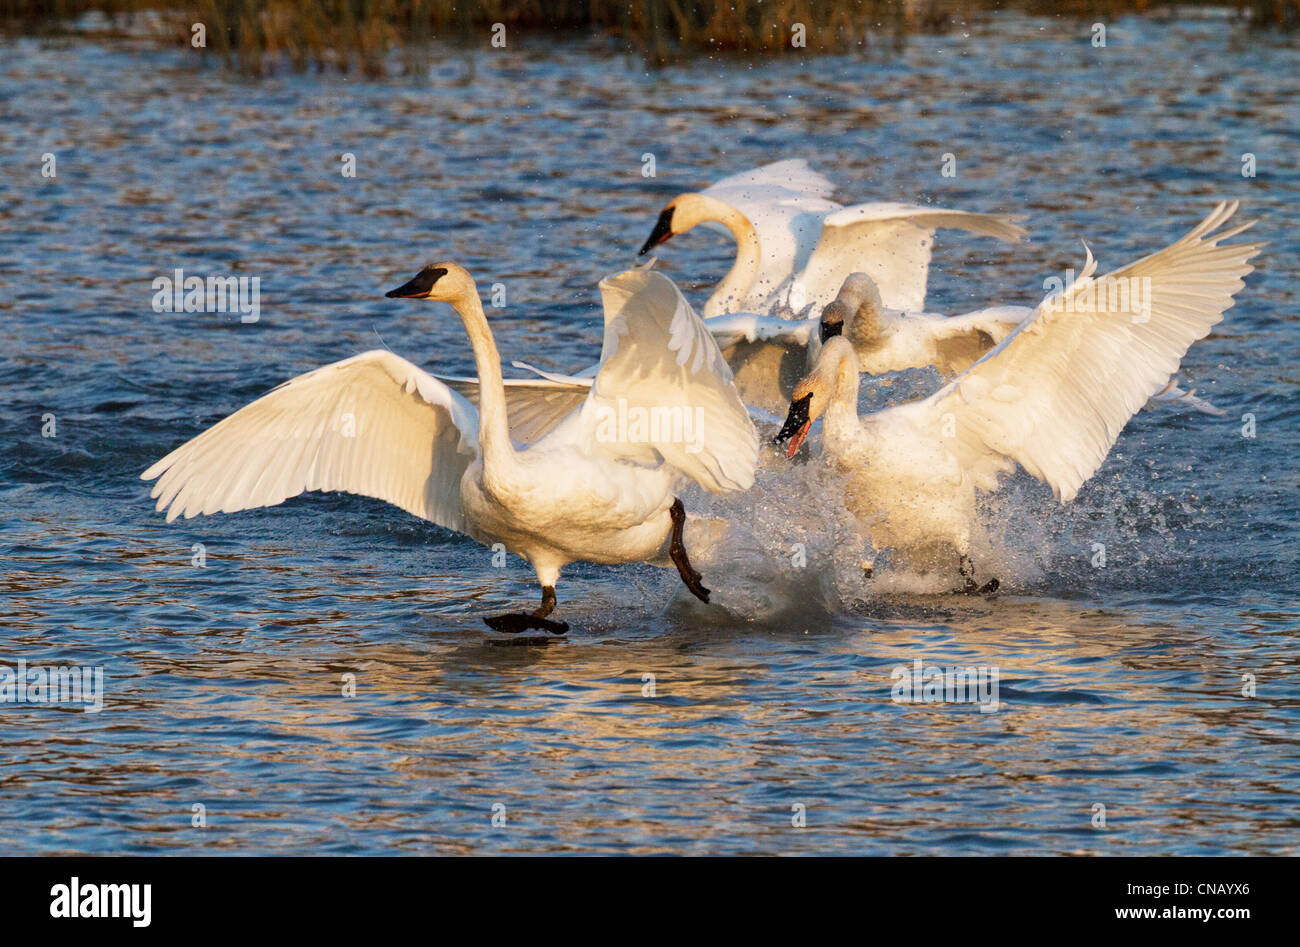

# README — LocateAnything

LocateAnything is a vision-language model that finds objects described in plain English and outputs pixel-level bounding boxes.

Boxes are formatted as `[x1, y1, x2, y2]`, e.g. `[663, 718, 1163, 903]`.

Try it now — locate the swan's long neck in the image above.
[704, 202, 763, 318]
[849, 302, 885, 349]
[822, 346, 864, 444]
[451, 290, 514, 467]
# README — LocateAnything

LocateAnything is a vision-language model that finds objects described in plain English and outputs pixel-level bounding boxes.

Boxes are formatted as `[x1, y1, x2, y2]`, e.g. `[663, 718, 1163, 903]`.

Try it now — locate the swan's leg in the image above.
[669, 498, 710, 603]
[955, 555, 999, 596]
[484, 585, 569, 635]
[534, 586, 557, 619]
[958, 555, 976, 592]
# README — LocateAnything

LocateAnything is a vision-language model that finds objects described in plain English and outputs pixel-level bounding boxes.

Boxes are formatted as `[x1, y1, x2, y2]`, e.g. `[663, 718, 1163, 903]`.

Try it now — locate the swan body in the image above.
[776, 203, 1261, 582]
[638, 159, 1028, 318]
[142, 264, 758, 632]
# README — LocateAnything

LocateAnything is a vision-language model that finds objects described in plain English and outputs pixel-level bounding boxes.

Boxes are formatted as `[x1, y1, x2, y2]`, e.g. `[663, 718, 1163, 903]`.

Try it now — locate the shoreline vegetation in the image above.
[3, 1, 1297, 73]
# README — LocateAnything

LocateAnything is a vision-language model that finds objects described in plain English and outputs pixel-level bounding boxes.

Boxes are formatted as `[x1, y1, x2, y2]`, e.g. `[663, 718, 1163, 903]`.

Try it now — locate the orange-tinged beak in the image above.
[639, 206, 675, 256]
[774, 393, 813, 458]
[784, 420, 811, 458]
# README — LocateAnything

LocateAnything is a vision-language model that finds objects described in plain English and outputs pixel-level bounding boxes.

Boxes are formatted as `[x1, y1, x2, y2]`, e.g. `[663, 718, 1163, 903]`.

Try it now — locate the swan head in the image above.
[848, 274, 885, 337]
[638, 193, 731, 255]
[384, 262, 476, 302]
[820, 300, 849, 343]
[820, 273, 883, 344]
[774, 336, 856, 459]
[816, 273, 878, 343]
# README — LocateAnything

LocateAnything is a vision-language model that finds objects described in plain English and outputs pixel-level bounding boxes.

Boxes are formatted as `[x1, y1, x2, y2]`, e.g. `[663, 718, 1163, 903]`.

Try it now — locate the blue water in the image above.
[1, 12, 1298, 854]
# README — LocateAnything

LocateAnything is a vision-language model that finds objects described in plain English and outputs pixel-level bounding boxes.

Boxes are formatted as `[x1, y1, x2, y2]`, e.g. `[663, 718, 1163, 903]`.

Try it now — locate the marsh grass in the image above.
[181, 0, 914, 73]
[4, 0, 1296, 73]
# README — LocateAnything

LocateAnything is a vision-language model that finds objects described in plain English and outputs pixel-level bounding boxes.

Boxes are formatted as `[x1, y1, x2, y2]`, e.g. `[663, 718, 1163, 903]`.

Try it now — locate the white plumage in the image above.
[143, 264, 757, 630]
[778, 202, 1262, 580]
[640, 158, 1028, 318]
[143, 350, 480, 532]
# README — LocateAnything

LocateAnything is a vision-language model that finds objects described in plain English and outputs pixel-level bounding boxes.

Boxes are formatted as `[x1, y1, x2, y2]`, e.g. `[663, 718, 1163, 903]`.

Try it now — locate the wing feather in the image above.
[438, 372, 591, 446]
[927, 305, 1031, 375]
[793, 204, 1029, 313]
[141, 350, 479, 531]
[914, 202, 1261, 501]
[702, 160, 842, 303]
[587, 270, 759, 493]
[702, 312, 818, 414]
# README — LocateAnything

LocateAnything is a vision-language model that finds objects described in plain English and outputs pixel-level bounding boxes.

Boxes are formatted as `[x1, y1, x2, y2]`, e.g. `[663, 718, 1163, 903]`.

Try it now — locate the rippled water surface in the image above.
[1, 13, 1298, 854]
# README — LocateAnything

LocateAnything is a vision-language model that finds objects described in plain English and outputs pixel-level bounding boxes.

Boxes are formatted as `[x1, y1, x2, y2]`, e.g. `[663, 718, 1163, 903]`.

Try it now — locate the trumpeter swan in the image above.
[774, 202, 1261, 590]
[637, 159, 1028, 318]
[141, 265, 758, 634]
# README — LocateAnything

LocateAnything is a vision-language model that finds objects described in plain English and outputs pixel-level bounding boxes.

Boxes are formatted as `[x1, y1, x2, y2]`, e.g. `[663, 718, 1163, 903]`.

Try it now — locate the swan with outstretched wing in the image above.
[143, 265, 757, 634]
[774, 202, 1261, 590]
[637, 159, 1027, 318]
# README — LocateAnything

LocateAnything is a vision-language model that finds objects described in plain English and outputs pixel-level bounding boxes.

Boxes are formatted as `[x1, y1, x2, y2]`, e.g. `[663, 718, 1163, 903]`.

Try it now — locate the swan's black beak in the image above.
[820, 317, 844, 343]
[639, 207, 676, 256]
[774, 394, 813, 459]
[385, 265, 446, 299]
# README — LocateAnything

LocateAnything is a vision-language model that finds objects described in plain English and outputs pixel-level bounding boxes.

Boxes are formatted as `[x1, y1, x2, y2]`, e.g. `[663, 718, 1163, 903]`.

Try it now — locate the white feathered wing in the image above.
[902, 201, 1261, 502]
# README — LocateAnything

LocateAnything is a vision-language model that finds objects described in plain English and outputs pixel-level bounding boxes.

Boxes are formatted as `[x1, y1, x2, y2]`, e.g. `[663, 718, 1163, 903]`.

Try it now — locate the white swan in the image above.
[637, 158, 1028, 318]
[141, 264, 758, 634]
[773, 203, 1261, 590]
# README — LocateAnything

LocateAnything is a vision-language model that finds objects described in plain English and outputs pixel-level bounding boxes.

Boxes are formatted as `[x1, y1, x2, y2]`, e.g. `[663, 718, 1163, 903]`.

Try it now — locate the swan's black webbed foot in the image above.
[955, 555, 1000, 596]
[483, 613, 569, 634]
[668, 498, 710, 603]
[484, 585, 569, 635]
